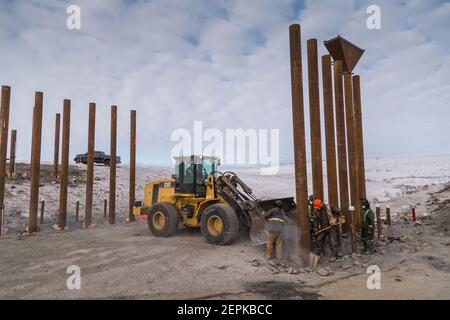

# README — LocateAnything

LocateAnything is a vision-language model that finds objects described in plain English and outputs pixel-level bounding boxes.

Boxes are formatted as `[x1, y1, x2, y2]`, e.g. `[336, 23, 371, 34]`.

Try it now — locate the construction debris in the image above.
[249, 259, 260, 267]
[316, 267, 333, 277]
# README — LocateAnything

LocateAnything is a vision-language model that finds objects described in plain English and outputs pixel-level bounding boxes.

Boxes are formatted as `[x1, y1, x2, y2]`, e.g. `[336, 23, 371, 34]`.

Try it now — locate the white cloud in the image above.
[0, 0, 448, 165]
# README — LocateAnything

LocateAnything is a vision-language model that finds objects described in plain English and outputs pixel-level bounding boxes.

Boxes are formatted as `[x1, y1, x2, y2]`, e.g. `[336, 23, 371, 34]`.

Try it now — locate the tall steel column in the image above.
[307, 39, 324, 201]
[85, 103, 96, 227]
[349, 206, 357, 253]
[0, 86, 11, 234]
[58, 99, 71, 229]
[129, 110, 136, 222]
[321, 55, 338, 207]
[52, 113, 61, 178]
[344, 73, 360, 225]
[28, 92, 43, 233]
[333, 61, 350, 233]
[322, 55, 341, 247]
[8, 129, 17, 177]
[353, 75, 366, 213]
[289, 24, 310, 255]
[108, 105, 117, 224]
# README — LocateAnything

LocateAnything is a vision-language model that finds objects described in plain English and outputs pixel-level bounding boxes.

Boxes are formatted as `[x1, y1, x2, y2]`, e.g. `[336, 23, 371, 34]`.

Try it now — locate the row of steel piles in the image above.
[289, 24, 367, 258]
[48, 101, 138, 230]
[0, 87, 138, 235]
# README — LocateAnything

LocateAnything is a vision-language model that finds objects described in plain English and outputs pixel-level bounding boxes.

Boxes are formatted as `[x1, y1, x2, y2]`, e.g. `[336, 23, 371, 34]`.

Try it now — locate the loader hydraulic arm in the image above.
[214, 171, 269, 245]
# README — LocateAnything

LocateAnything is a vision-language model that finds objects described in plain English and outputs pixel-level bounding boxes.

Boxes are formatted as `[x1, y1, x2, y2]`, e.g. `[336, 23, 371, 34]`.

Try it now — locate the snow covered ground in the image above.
[3, 155, 450, 230]
[227, 154, 450, 204]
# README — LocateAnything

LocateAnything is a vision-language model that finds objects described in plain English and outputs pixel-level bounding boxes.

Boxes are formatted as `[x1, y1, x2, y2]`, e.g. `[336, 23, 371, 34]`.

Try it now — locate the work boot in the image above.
[309, 253, 320, 269]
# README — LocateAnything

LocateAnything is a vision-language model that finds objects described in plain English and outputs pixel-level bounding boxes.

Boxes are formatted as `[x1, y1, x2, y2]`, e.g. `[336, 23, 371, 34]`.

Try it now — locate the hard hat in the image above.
[360, 198, 370, 208]
[313, 199, 322, 209]
[275, 200, 284, 208]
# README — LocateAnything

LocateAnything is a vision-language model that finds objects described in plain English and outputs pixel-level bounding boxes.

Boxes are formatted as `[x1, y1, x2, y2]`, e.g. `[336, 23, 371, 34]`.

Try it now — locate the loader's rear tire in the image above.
[148, 202, 179, 237]
[201, 204, 239, 245]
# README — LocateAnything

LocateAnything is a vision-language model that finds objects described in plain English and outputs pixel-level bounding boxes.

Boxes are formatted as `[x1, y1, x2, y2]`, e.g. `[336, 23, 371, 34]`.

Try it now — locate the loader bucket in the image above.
[258, 197, 296, 213]
[249, 214, 269, 246]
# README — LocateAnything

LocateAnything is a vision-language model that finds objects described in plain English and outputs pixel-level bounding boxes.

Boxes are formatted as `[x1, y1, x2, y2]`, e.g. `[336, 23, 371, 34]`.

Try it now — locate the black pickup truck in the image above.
[74, 151, 121, 166]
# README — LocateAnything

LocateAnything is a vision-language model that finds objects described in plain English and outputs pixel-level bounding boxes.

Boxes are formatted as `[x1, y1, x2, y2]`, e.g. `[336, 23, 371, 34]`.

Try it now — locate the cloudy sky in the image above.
[0, 0, 449, 165]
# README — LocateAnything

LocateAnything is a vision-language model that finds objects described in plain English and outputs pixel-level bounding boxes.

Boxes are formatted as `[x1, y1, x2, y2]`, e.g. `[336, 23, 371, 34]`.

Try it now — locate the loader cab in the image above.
[174, 155, 220, 197]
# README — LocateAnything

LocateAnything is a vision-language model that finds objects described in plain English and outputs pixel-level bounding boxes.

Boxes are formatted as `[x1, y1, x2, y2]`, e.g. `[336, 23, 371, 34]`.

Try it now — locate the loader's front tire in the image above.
[201, 204, 239, 245]
[148, 202, 179, 237]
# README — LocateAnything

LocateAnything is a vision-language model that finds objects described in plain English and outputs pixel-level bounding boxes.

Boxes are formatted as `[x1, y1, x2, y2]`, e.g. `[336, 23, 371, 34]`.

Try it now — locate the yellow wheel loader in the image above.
[133, 155, 296, 245]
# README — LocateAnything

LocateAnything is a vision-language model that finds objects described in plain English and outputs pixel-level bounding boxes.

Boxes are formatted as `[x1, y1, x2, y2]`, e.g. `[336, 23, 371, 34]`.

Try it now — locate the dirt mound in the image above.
[431, 207, 450, 232]
[427, 183, 450, 232]
[8, 163, 86, 185]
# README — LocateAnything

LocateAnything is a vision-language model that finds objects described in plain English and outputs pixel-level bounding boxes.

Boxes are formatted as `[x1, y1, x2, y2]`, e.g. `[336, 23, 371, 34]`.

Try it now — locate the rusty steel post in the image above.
[75, 200, 80, 222]
[353, 75, 366, 200]
[349, 206, 357, 253]
[0, 204, 4, 236]
[85, 103, 96, 227]
[344, 73, 361, 229]
[40, 199, 45, 224]
[307, 39, 324, 201]
[104, 199, 107, 218]
[8, 129, 16, 177]
[322, 55, 341, 248]
[386, 205, 391, 226]
[109, 106, 117, 224]
[58, 99, 71, 229]
[333, 61, 350, 233]
[28, 94, 43, 232]
[322, 55, 339, 207]
[0, 86, 11, 227]
[52, 113, 61, 178]
[376, 205, 382, 241]
[28, 92, 43, 233]
[129, 110, 136, 222]
[289, 24, 310, 256]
